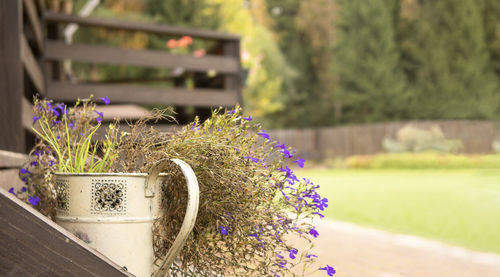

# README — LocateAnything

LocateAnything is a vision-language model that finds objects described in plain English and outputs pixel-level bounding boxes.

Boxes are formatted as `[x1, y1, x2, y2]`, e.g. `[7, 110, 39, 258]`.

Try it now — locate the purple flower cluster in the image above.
[100, 96, 110, 105]
[28, 195, 40, 206]
[221, 110, 334, 276]
[33, 115, 41, 124]
[95, 110, 104, 124]
[258, 130, 271, 140]
[309, 227, 319, 238]
[8, 186, 27, 196]
[219, 225, 229, 236]
[320, 265, 336, 276]
[274, 142, 294, 158]
[294, 158, 305, 168]
[243, 151, 260, 163]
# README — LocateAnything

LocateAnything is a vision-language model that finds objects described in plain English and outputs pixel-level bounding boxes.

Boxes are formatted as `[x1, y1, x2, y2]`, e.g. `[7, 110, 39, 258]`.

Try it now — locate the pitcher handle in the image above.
[146, 158, 200, 277]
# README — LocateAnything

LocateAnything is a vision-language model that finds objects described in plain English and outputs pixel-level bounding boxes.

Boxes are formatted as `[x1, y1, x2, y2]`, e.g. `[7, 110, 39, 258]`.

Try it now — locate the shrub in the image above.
[383, 125, 464, 154]
[342, 152, 500, 169]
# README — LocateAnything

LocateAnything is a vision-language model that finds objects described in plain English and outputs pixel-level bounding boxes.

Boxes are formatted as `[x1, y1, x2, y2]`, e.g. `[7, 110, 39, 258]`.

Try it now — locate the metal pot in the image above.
[55, 159, 199, 277]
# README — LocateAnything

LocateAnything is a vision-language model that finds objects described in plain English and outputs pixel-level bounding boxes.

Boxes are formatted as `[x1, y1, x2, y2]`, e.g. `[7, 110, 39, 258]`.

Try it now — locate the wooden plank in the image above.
[0, 0, 25, 153]
[44, 40, 240, 74]
[223, 40, 242, 105]
[0, 169, 25, 192]
[96, 104, 152, 121]
[36, 0, 45, 11]
[21, 34, 44, 95]
[94, 123, 181, 140]
[44, 11, 240, 41]
[47, 82, 239, 107]
[23, 0, 43, 52]
[22, 96, 35, 132]
[0, 150, 28, 168]
[0, 188, 133, 277]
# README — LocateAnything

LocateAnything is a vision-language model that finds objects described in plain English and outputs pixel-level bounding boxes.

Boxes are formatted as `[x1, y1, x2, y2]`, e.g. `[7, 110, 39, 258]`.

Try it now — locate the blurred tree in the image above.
[332, 0, 407, 123]
[145, 0, 222, 50]
[294, 0, 338, 125]
[146, 0, 221, 28]
[208, 0, 296, 126]
[398, 0, 499, 119]
[479, 0, 500, 77]
[264, 0, 343, 127]
[263, 0, 321, 127]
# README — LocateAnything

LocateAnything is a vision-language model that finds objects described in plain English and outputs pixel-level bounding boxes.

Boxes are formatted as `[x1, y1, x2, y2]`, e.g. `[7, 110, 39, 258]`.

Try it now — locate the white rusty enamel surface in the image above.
[54, 159, 199, 277]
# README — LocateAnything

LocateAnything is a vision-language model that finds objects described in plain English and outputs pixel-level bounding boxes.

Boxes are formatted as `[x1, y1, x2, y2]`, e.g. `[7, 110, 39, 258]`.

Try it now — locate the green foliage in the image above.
[67, 0, 500, 126]
[31, 97, 120, 173]
[211, 0, 296, 126]
[333, 0, 407, 123]
[146, 0, 221, 28]
[266, 0, 337, 127]
[480, 0, 500, 77]
[338, 153, 500, 169]
[398, 0, 499, 119]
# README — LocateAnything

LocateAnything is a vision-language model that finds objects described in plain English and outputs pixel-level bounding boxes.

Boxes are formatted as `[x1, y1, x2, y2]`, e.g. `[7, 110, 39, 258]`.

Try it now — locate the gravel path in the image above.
[288, 220, 500, 277]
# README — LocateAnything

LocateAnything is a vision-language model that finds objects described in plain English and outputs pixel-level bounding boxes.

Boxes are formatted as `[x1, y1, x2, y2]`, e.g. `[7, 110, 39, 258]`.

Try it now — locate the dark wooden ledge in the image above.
[0, 188, 134, 276]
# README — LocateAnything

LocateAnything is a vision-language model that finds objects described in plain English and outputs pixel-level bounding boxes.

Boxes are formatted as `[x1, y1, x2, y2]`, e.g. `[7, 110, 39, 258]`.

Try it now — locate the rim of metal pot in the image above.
[54, 172, 168, 177]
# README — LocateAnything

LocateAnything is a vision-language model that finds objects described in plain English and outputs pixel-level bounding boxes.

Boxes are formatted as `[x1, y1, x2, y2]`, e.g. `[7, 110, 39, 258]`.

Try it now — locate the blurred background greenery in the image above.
[64, 0, 500, 255]
[68, 0, 500, 128]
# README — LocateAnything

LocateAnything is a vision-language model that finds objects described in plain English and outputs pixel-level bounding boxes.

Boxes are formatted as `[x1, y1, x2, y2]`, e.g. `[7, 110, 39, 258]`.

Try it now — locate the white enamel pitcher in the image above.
[54, 159, 199, 277]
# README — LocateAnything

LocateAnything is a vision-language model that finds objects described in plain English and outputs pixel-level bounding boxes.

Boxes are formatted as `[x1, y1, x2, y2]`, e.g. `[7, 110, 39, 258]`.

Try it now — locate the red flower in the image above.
[193, 49, 206, 57]
[166, 39, 178, 49]
[178, 36, 193, 48]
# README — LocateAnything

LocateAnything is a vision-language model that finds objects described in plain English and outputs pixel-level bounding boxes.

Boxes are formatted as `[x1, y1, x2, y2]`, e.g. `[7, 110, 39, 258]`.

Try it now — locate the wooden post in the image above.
[0, 0, 25, 153]
[223, 40, 242, 106]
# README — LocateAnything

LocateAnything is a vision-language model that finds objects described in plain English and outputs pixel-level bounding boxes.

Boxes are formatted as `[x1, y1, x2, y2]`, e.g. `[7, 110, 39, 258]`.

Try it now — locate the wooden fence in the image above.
[268, 120, 500, 160]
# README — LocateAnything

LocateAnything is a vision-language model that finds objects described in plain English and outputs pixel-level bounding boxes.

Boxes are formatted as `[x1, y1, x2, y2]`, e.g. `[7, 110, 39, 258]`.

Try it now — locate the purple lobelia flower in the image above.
[306, 254, 318, 259]
[309, 227, 319, 238]
[294, 158, 306, 168]
[257, 130, 271, 140]
[8, 187, 16, 195]
[28, 195, 40, 206]
[320, 265, 336, 276]
[20, 168, 31, 175]
[219, 225, 229, 236]
[99, 96, 110, 105]
[243, 151, 260, 163]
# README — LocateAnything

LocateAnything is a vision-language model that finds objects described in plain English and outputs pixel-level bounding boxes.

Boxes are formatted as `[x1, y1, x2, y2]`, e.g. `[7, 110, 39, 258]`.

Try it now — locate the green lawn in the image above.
[300, 169, 500, 254]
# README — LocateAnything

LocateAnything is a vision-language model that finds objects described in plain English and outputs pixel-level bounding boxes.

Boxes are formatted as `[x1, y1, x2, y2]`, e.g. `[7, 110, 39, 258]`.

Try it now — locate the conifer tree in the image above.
[399, 0, 498, 119]
[480, 0, 500, 77]
[333, 0, 407, 123]
[265, 0, 319, 127]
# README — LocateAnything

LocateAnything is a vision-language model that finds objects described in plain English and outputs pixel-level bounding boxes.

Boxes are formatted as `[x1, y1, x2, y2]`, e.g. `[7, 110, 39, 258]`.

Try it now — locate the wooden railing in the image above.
[43, 11, 241, 109]
[0, 0, 242, 155]
[0, 0, 44, 155]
